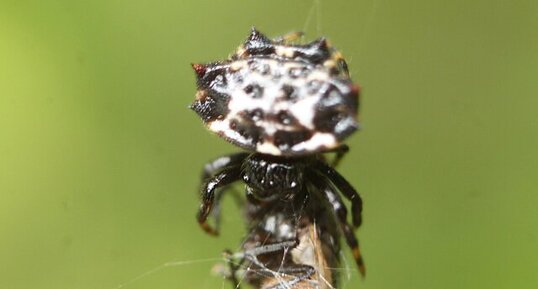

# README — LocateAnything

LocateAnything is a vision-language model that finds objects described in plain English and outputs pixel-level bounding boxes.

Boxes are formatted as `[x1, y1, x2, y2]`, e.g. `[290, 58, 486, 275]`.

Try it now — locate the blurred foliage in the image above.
[0, 1, 537, 289]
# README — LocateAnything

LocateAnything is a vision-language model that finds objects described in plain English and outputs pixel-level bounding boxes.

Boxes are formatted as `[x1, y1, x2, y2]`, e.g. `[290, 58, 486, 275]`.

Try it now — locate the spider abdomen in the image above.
[191, 28, 360, 156]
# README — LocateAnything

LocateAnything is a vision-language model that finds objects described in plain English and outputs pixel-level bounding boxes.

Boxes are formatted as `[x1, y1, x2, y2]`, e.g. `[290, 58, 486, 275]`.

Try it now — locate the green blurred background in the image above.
[1, 0, 537, 288]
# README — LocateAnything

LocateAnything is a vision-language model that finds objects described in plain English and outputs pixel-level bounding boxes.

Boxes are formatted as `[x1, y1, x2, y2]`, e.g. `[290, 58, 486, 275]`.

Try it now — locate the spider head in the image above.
[242, 154, 305, 201]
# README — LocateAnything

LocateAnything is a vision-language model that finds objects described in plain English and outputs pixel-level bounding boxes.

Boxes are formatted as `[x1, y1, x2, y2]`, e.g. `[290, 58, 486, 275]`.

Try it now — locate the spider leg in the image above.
[201, 152, 250, 181]
[309, 175, 366, 277]
[312, 159, 363, 228]
[199, 153, 249, 234]
[209, 189, 226, 235]
[197, 166, 242, 236]
[323, 144, 349, 168]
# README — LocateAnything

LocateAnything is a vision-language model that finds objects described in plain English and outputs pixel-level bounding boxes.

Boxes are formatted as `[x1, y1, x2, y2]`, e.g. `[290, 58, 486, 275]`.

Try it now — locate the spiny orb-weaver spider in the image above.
[190, 28, 366, 281]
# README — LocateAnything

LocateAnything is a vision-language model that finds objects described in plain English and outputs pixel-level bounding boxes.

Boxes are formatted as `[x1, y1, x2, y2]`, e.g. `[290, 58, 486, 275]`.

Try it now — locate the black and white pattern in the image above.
[191, 28, 360, 156]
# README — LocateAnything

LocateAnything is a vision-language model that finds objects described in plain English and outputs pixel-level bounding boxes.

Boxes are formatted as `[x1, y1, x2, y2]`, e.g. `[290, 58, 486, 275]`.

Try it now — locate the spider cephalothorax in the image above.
[242, 154, 306, 201]
[191, 28, 360, 156]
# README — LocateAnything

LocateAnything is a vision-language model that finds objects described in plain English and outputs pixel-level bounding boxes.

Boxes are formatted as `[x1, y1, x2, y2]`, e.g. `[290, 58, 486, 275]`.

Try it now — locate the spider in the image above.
[190, 28, 365, 277]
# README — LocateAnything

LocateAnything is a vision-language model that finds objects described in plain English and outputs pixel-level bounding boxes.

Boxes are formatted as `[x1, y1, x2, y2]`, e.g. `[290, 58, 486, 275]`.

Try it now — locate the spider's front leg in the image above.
[197, 165, 242, 236]
[201, 152, 250, 181]
[196, 153, 248, 236]
[199, 152, 250, 233]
